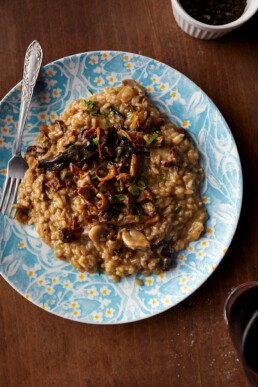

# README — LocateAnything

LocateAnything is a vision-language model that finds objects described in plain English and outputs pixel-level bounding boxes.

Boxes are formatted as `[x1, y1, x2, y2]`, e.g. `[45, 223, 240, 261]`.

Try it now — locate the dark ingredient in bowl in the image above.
[180, 0, 247, 25]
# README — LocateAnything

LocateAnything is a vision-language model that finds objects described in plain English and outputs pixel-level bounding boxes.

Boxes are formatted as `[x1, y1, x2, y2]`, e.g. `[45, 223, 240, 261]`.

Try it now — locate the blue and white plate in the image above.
[0, 51, 242, 324]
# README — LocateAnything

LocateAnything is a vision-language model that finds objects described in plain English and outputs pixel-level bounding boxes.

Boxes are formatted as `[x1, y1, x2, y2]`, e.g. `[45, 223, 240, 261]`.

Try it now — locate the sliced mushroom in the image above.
[121, 228, 150, 250]
[96, 192, 108, 212]
[130, 154, 141, 178]
[122, 79, 145, 97]
[88, 225, 107, 244]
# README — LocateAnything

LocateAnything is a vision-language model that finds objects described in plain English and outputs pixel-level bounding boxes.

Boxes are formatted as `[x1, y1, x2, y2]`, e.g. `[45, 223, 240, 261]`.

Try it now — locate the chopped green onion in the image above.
[116, 194, 124, 201]
[130, 114, 135, 122]
[88, 89, 93, 95]
[175, 205, 182, 214]
[110, 111, 114, 116]
[146, 133, 159, 146]
[141, 224, 144, 228]
[122, 133, 127, 138]
[132, 184, 140, 196]
[131, 126, 136, 131]
[64, 144, 74, 152]
[115, 186, 121, 192]
[129, 105, 135, 112]
[106, 120, 111, 129]
[114, 250, 119, 256]
[90, 170, 97, 180]
[84, 100, 94, 110]
[156, 174, 164, 183]
[185, 159, 189, 165]
[61, 171, 71, 181]
[42, 138, 47, 144]
[92, 137, 99, 145]
[89, 110, 98, 115]
[135, 215, 140, 222]
[99, 185, 104, 193]
[112, 105, 118, 110]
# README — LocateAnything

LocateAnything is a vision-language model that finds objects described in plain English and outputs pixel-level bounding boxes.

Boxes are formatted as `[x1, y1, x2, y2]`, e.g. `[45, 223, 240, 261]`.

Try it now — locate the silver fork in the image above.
[0, 40, 43, 217]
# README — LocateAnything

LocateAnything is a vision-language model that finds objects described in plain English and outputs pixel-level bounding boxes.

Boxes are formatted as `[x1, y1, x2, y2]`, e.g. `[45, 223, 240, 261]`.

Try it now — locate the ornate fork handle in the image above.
[16, 40, 43, 156]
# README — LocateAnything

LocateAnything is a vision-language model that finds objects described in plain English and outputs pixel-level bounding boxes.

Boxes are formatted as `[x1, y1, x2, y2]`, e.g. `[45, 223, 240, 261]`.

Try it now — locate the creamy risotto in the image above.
[16, 80, 207, 282]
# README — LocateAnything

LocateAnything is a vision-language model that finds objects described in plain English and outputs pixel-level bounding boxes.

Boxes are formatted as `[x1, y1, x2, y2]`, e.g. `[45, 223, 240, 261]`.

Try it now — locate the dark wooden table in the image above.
[0, 1, 257, 386]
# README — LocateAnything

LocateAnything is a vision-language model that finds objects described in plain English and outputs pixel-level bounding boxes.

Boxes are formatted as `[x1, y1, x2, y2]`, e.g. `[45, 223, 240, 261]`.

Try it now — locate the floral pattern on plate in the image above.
[0, 51, 242, 324]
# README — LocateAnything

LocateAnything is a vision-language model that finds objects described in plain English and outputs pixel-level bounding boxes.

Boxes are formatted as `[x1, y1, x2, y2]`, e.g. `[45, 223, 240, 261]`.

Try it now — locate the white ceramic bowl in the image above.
[171, 0, 258, 39]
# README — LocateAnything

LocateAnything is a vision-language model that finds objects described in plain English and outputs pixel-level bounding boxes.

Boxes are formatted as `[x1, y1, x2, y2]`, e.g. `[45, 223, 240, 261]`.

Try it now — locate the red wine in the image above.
[228, 287, 258, 373]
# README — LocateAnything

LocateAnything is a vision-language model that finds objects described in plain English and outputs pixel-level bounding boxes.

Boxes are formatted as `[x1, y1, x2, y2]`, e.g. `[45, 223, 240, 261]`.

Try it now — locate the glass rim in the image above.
[224, 281, 258, 325]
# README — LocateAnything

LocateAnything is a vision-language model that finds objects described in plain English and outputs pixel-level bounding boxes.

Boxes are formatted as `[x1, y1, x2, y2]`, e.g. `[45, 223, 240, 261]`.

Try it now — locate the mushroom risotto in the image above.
[16, 80, 208, 282]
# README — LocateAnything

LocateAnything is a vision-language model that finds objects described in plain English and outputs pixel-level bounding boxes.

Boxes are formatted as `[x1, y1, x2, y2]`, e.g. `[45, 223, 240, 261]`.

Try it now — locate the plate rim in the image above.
[0, 50, 243, 324]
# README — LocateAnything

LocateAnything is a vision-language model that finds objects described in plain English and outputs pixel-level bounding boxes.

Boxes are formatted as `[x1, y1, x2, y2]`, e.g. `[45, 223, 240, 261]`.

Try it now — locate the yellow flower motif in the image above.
[94, 314, 100, 319]
[18, 242, 24, 248]
[89, 290, 94, 295]
[0, 140, 2, 145]
[202, 197, 208, 203]
[51, 114, 56, 120]
[102, 289, 107, 295]
[164, 298, 170, 304]
[180, 255, 184, 261]
[159, 274, 165, 279]
[7, 117, 11, 123]
[1, 169, 7, 175]
[78, 274, 85, 280]
[19, 85, 23, 90]
[146, 279, 153, 285]
[96, 78, 102, 84]
[198, 252, 202, 256]
[73, 311, 78, 316]
[38, 280, 44, 285]
[181, 277, 187, 283]
[48, 70, 53, 76]
[4, 104, 9, 109]
[147, 87, 152, 92]
[126, 63, 131, 69]
[64, 283, 69, 288]
[3, 127, 8, 132]
[152, 299, 157, 305]
[208, 228, 213, 234]
[42, 304, 46, 309]
[71, 303, 77, 308]
[28, 271, 33, 277]
[161, 84, 165, 90]
[40, 114, 46, 120]
[189, 246, 193, 251]
[152, 77, 157, 82]
[171, 91, 177, 98]
[51, 300, 54, 304]
[212, 266, 215, 270]
[202, 242, 207, 246]
[124, 55, 129, 60]
[26, 124, 31, 128]
[106, 309, 111, 315]
[109, 77, 114, 83]
[102, 53, 107, 58]
[223, 248, 227, 253]
[15, 123, 18, 128]
[183, 286, 189, 291]
[182, 121, 188, 127]
[53, 90, 59, 96]
[52, 278, 57, 283]
[25, 294, 29, 299]
[47, 287, 52, 292]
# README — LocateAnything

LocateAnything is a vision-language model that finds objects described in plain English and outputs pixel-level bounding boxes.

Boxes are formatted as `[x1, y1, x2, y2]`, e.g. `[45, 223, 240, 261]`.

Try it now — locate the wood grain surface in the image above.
[0, 1, 257, 386]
